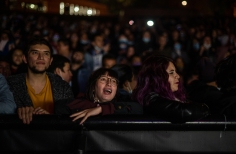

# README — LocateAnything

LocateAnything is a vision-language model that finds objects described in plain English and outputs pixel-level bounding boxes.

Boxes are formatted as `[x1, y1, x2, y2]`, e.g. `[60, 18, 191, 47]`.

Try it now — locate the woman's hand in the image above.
[70, 106, 102, 124]
[33, 107, 50, 115]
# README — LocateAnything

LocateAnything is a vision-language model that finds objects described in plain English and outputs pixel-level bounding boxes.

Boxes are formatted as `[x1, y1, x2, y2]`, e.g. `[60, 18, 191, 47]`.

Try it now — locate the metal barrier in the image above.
[0, 114, 236, 154]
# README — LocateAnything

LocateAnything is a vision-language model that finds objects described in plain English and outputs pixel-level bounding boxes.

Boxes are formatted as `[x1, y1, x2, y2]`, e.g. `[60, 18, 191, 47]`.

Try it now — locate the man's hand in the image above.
[70, 106, 102, 124]
[33, 107, 49, 115]
[17, 107, 34, 124]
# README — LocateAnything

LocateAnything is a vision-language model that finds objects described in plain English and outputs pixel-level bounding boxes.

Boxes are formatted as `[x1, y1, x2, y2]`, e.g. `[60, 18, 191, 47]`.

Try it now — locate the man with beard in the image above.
[71, 49, 92, 96]
[7, 38, 74, 124]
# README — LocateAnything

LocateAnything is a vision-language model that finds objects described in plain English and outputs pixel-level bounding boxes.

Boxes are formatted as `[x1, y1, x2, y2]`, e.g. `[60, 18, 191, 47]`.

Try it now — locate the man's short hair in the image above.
[48, 55, 70, 73]
[57, 38, 70, 46]
[92, 34, 103, 42]
[71, 47, 85, 55]
[24, 37, 53, 57]
[102, 54, 116, 66]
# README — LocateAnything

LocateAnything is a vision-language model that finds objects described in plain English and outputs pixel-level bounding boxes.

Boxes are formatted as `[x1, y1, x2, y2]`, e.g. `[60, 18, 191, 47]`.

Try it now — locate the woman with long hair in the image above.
[133, 55, 210, 123]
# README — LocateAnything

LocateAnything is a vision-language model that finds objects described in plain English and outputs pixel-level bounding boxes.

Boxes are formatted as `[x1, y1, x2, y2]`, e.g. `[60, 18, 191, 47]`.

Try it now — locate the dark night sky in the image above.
[91, 0, 235, 16]
[92, 0, 234, 9]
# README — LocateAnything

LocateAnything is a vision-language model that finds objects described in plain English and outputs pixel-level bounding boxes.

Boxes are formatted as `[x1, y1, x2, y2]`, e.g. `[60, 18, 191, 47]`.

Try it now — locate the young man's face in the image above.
[94, 36, 103, 48]
[103, 59, 116, 69]
[12, 49, 23, 66]
[56, 62, 72, 83]
[57, 41, 69, 54]
[24, 44, 53, 74]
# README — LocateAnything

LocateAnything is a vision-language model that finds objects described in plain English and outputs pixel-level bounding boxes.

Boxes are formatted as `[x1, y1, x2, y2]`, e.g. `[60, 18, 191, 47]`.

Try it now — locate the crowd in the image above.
[1, 12, 236, 124]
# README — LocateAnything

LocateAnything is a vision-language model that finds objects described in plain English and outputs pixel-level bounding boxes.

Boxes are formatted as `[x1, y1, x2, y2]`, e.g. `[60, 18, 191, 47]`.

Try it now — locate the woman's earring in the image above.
[93, 90, 100, 103]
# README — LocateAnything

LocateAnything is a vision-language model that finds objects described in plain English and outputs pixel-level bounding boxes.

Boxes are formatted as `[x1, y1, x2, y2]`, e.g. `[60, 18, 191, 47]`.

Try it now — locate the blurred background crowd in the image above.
[1, 0, 236, 96]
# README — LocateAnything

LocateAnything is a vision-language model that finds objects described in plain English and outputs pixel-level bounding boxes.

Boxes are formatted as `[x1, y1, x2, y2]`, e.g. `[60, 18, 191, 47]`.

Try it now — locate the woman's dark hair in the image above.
[216, 54, 236, 92]
[132, 55, 186, 105]
[86, 68, 119, 102]
[111, 64, 133, 88]
[24, 37, 53, 57]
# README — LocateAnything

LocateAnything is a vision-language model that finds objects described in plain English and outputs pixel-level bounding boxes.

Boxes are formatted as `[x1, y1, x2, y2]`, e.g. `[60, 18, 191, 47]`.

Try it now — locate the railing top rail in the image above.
[0, 114, 235, 130]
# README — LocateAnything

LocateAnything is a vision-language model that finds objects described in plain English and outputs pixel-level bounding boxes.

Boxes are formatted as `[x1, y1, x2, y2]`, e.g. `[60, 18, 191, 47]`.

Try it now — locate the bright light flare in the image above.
[87, 9, 92, 15]
[147, 20, 154, 26]
[182, 1, 187, 6]
[129, 20, 134, 25]
[74, 6, 79, 12]
[30, 4, 35, 9]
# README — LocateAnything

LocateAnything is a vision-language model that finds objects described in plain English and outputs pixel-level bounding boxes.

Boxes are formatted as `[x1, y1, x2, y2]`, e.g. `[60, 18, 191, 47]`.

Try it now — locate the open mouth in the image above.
[103, 88, 112, 94]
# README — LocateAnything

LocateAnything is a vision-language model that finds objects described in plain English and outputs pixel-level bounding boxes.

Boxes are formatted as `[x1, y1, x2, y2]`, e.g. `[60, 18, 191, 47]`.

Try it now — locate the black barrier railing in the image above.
[0, 114, 236, 154]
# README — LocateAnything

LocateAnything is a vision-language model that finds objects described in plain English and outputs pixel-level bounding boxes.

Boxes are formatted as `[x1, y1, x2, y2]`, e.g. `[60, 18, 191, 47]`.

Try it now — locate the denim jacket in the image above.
[0, 74, 16, 114]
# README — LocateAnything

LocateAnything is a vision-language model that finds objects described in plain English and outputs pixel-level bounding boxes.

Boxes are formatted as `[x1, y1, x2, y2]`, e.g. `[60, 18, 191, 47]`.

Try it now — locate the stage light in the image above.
[87, 9, 92, 16]
[30, 4, 35, 9]
[59, 2, 64, 14]
[182, 1, 187, 6]
[74, 6, 79, 12]
[147, 20, 154, 26]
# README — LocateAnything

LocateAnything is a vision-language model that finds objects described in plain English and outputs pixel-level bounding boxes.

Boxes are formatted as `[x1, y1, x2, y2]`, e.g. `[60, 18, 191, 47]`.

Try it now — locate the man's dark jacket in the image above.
[7, 72, 74, 111]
